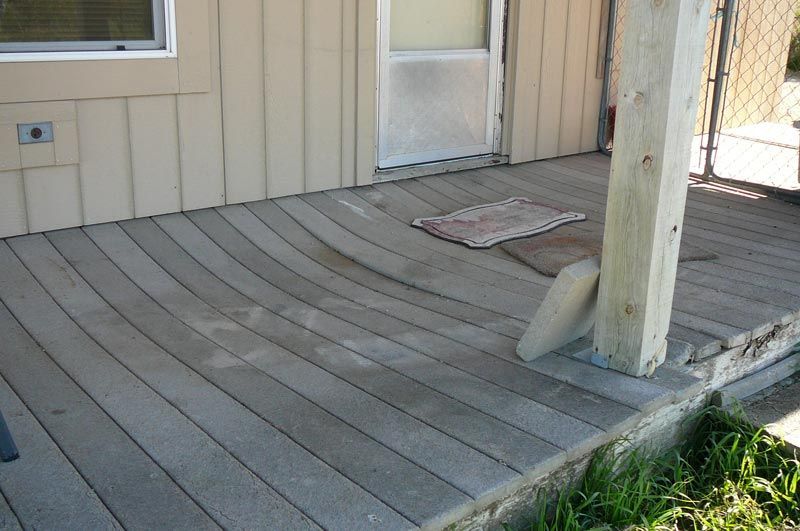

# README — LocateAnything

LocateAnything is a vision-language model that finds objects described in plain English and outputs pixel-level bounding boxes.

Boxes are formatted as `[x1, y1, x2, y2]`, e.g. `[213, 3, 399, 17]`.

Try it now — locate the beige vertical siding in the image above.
[219, 0, 268, 203]
[0, 0, 604, 238]
[76, 98, 134, 225]
[506, 0, 606, 163]
[128, 95, 183, 218]
[305, 0, 344, 192]
[0, 0, 377, 238]
[0, 171, 27, 236]
[264, 0, 306, 198]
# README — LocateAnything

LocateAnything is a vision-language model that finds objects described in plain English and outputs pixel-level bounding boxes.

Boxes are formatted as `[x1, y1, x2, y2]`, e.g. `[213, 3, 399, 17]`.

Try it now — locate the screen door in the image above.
[377, 0, 504, 169]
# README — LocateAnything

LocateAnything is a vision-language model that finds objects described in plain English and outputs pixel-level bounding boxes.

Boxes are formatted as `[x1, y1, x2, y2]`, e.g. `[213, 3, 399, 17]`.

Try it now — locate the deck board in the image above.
[109, 218, 558, 483]
[0, 252, 217, 530]
[208, 203, 688, 417]
[3, 238, 314, 530]
[10, 235, 408, 530]
[0, 491, 20, 531]
[49, 226, 472, 526]
[0, 371, 116, 530]
[244, 199, 529, 338]
[276, 196, 536, 318]
[306, 191, 549, 295]
[1, 153, 796, 529]
[152, 212, 628, 440]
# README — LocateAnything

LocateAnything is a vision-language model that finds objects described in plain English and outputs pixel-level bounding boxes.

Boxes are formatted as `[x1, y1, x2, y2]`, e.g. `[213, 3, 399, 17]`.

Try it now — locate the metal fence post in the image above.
[703, 0, 737, 179]
[597, 0, 618, 156]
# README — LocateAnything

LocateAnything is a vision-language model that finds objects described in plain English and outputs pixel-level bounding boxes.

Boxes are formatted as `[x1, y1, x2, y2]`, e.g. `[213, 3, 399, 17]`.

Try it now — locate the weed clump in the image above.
[520, 407, 799, 531]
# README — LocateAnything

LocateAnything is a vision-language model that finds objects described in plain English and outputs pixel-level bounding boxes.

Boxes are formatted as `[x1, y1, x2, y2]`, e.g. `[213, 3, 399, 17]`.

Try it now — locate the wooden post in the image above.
[593, 0, 711, 376]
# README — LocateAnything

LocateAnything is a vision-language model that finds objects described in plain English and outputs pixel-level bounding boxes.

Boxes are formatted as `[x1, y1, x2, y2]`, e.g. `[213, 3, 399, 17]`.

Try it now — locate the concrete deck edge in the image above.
[447, 319, 800, 530]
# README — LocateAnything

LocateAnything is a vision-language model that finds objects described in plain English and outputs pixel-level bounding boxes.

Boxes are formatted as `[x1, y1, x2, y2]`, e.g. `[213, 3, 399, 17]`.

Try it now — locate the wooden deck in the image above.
[1, 153, 799, 529]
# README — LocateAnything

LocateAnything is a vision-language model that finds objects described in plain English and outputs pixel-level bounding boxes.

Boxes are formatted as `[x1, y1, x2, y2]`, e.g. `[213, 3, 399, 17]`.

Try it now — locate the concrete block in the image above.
[517, 257, 600, 362]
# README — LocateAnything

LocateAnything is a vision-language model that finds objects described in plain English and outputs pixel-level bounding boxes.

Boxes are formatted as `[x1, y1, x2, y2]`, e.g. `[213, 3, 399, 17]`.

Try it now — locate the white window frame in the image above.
[0, 0, 177, 62]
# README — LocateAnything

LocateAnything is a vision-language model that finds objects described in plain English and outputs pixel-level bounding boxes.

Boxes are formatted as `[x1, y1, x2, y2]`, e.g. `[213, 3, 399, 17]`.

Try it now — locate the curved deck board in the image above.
[547, 156, 800, 241]
[218, 204, 521, 359]
[0, 153, 794, 529]
[244, 199, 528, 338]
[308, 190, 551, 294]
[275, 195, 536, 319]
[2, 239, 314, 530]
[0, 248, 218, 530]
[9, 235, 409, 530]
[47, 227, 474, 526]
[220, 207, 698, 411]
[173, 210, 681, 421]
[0, 370, 116, 530]
[149, 212, 639, 434]
[94, 220, 565, 485]
[200, 207, 684, 416]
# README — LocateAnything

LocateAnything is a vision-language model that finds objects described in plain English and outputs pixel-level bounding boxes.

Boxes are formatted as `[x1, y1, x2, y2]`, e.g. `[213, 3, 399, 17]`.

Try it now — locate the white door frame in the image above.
[376, 0, 506, 170]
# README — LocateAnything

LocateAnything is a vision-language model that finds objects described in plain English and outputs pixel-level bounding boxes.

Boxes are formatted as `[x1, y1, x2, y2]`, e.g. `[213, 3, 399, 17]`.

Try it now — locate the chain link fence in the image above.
[600, 0, 800, 194]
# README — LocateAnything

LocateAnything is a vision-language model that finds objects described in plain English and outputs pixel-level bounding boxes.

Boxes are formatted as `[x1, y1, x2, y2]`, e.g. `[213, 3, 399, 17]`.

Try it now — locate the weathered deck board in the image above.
[9, 235, 409, 530]
[1, 153, 795, 529]
[306, 191, 550, 295]
[276, 196, 537, 318]
[495, 163, 800, 275]
[2, 239, 314, 530]
[526, 161, 800, 265]
[220, 204, 521, 355]
[502, 160, 800, 264]
[0, 371, 116, 530]
[0, 491, 20, 531]
[103, 218, 562, 481]
[47, 226, 473, 526]
[0, 251, 218, 530]
[550, 156, 800, 240]
[153, 212, 636, 435]
[199, 206, 687, 417]
[244, 199, 528, 338]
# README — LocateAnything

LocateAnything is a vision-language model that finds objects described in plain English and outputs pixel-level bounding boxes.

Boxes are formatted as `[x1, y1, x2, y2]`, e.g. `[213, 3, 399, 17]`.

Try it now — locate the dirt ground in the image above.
[742, 370, 800, 453]
[777, 72, 800, 125]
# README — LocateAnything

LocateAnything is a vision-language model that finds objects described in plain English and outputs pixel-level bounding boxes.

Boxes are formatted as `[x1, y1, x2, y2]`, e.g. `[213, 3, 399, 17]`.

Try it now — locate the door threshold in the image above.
[374, 154, 509, 183]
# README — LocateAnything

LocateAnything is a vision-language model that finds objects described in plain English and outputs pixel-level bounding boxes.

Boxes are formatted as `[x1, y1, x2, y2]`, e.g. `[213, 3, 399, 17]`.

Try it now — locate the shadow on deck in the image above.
[1, 153, 799, 529]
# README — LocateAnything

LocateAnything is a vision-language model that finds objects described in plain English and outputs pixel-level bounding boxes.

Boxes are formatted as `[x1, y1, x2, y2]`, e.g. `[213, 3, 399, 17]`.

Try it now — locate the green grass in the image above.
[788, 7, 800, 73]
[513, 407, 799, 531]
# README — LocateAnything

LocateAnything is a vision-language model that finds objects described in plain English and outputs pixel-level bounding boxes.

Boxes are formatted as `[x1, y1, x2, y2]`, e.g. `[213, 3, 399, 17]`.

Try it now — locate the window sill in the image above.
[0, 0, 209, 103]
[0, 50, 178, 63]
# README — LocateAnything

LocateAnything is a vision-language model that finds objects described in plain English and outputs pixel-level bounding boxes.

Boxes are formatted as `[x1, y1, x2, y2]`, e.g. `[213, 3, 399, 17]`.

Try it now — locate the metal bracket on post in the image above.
[703, 0, 737, 179]
[0, 410, 19, 462]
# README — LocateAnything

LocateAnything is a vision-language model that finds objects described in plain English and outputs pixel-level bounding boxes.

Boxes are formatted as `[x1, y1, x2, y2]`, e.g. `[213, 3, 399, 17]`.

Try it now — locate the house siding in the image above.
[504, 0, 605, 163]
[0, 0, 605, 238]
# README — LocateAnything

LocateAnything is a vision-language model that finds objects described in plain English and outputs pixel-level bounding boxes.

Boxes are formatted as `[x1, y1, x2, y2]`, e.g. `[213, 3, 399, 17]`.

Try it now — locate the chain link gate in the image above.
[599, 0, 800, 197]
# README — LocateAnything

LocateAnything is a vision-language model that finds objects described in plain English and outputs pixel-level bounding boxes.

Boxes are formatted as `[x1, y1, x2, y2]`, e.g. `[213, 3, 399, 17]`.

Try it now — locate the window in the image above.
[0, 0, 174, 59]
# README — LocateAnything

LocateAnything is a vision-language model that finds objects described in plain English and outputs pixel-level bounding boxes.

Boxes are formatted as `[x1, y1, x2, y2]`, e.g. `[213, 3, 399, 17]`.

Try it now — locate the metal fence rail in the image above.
[601, 0, 800, 196]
